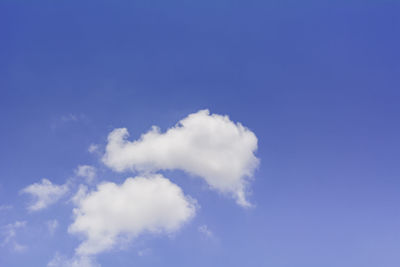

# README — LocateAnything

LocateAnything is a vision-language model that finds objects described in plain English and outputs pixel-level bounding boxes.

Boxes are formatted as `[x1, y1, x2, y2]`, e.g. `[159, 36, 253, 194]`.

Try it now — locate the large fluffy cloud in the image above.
[102, 109, 259, 206]
[21, 179, 68, 211]
[69, 174, 196, 256]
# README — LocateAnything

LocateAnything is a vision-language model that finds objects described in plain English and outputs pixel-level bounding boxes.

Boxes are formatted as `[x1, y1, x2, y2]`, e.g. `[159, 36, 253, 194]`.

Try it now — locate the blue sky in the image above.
[1, 0, 400, 266]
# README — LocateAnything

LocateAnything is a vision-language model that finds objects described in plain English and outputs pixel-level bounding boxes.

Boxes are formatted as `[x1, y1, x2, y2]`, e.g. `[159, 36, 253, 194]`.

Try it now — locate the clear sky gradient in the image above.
[1, 0, 399, 266]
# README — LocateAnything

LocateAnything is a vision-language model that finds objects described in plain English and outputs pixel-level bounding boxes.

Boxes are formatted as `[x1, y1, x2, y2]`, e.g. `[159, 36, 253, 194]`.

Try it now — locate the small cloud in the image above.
[61, 113, 87, 123]
[51, 113, 87, 130]
[198, 225, 213, 239]
[75, 165, 96, 184]
[47, 220, 59, 236]
[88, 144, 100, 154]
[1, 221, 26, 244]
[21, 179, 69, 212]
[61, 114, 79, 122]
[137, 248, 151, 257]
[1, 221, 27, 252]
[47, 253, 99, 267]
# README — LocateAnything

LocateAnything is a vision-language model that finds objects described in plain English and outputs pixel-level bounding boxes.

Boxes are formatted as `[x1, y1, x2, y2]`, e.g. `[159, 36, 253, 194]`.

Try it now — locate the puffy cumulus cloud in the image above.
[102, 109, 259, 207]
[21, 179, 68, 212]
[75, 165, 96, 183]
[69, 174, 196, 256]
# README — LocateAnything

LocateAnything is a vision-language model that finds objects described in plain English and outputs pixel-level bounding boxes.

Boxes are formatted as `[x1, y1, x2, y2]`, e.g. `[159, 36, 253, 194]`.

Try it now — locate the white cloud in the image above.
[1, 221, 27, 252]
[75, 165, 96, 183]
[198, 225, 213, 239]
[137, 248, 151, 257]
[61, 114, 79, 122]
[61, 113, 87, 123]
[47, 220, 59, 236]
[51, 114, 87, 130]
[21, 179, 69, 212]
[48, 253, 98, 267]
[88, 144, 100, 154]
[71, 185, 88, 205]
[69, 174, 196, 256]
[102, 109, 259, 207]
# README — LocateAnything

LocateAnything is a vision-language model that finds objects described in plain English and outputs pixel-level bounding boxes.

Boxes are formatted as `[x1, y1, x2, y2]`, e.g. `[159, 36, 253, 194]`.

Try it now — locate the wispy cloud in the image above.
[21, 179, 69, 212]
[88, 144, 100, 154]
[61, 114, 80, 122]
[47, 253, 99, 267]
[47, 220, 59, 236]
[51, 113, 88, 130]
[137, 248, 151, 257]
[1, 221, 27, 252]
[198, 225, 213, 239]
[75, 165, 97, 184]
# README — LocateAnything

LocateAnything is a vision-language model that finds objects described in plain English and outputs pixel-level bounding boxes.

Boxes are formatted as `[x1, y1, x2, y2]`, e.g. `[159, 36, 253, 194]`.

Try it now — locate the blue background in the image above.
[1, 0, 399, 266]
